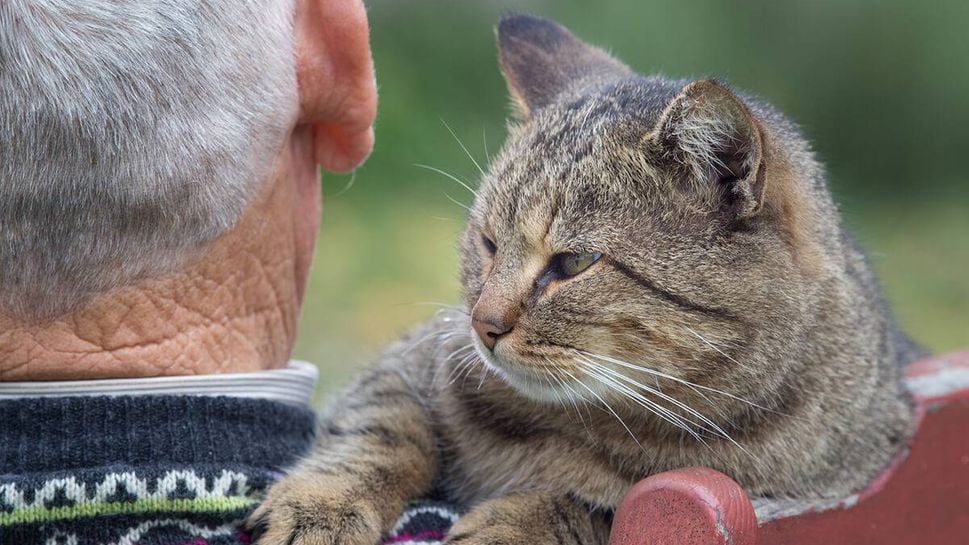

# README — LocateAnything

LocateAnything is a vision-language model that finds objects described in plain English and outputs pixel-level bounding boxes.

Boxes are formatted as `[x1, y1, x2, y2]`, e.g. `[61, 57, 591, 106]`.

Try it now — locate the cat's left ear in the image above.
[496, 15, 630, 118]
[652, 80, 766, 219]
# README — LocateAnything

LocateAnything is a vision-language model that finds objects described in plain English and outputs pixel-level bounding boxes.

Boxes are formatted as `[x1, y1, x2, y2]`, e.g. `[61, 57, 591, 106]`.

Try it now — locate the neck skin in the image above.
[0, 128, 322, 381]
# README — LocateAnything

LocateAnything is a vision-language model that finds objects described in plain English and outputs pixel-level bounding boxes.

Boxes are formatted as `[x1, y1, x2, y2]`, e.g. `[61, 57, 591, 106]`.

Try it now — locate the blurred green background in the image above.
[294, 0, 969, 392]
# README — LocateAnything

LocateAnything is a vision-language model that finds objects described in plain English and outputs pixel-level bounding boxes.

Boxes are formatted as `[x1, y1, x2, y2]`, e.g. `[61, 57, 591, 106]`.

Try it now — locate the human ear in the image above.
[295, 0, 377, 173]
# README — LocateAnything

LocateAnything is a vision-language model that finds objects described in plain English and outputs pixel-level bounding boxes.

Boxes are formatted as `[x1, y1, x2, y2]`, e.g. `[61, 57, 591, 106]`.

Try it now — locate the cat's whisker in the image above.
[584, 329, 721, 404]
[577, 355, 758, 459]
[443, 344, 474, 363]
[561, 380, 595, 441]
[444, 192, 472, 213]
[405, 327, 460, 357]
[441, 119, 486, 177]
[437, 328, 471, 344]
[580, 350, 777, 414]
[438, 307, 472, 322]
[457, 348, 479, 368]
[578, 356, 755, 457]
[477, 360, 492, 390]
[576, 361, 710, 448]
[547, 366, 591, 439]
[406, 302, 470, 315]
[577, 357, 704, 429]
[578, 366, 706, 463]
[430, 339, 473, 385]
[460, 359, 481, 389]
[432, 355, 450, 383]
[578, 355, 727, 437]
[585, 349, 724, 413]
[430, 215, 461, 223]
[414, 163, 479, 197]
[541, 358, 593, 433]
[435, 328, 468, 339]
[426, 329, 471, 350]
[448, 348, 484, 388]
[446, 353, 476, 386]
[561, 368, 648, 455]
[684, 326, 744, 367]
[584, 343, 734, 420]
[540, 366, 557, 395]
[675, 327, 747, 418]
[482, 126, 491, 163]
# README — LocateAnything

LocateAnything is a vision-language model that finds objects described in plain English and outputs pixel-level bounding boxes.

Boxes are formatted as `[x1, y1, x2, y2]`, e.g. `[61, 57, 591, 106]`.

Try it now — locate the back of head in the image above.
[0, 0, 298, 320]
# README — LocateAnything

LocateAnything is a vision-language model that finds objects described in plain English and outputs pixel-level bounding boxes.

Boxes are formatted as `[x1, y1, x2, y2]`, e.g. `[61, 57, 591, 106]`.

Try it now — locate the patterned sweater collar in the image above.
[0, 395, 317, 545]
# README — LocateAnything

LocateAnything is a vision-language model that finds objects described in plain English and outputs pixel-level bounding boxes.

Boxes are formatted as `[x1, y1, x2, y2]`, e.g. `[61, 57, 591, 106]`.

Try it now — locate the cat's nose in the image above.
[472, 316, 514, 351]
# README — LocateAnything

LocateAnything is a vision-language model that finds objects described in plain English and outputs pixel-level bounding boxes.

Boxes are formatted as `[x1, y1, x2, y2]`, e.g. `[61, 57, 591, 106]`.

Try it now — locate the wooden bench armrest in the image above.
[609, 467, 757, 545]
[608, 350, 969, 545]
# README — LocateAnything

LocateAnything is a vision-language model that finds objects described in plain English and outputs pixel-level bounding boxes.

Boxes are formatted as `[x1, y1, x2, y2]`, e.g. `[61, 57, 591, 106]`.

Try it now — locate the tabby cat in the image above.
[250, 15, 919, 545]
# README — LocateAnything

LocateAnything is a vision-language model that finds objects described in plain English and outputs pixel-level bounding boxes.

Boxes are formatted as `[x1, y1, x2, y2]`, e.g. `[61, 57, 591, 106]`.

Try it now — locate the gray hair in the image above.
[0, 0, 298, 320]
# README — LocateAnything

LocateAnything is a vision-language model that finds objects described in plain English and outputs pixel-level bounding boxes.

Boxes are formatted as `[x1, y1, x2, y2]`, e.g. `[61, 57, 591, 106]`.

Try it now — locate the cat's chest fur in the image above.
[435, 380, 635, 507]
[431, 366, 715, 508]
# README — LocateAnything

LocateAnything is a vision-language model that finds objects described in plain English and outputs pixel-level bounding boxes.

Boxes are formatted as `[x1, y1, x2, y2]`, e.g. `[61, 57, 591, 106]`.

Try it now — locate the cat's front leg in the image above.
[445, 492, 610, 545]
[247, 365, 437, 545]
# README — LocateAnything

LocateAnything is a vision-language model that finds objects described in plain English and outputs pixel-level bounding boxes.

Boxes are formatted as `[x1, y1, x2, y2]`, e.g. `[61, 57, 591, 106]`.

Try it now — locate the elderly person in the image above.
[0, 0, 375, 543]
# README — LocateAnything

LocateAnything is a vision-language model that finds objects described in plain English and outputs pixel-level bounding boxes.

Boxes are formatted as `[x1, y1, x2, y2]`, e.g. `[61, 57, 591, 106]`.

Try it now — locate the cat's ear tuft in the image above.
[653, 80, 766, 219]
[496, 15, 630, 118]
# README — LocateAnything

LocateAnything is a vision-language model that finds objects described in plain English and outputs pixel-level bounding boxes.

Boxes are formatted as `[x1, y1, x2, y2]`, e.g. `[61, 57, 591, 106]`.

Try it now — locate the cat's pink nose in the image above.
[472, 316, 513, 351]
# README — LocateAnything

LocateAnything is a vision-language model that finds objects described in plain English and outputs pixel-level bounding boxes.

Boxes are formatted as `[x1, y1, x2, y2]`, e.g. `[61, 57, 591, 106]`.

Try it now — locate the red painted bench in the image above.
[609, 350, 969, 545]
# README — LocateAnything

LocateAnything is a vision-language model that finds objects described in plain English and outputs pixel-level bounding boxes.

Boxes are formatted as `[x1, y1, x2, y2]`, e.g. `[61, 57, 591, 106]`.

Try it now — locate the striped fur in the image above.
[251, 15, 918, 545]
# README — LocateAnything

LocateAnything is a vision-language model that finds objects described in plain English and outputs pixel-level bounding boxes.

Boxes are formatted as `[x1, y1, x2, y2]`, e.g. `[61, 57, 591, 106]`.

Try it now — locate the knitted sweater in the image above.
[0, 396, 458, 545]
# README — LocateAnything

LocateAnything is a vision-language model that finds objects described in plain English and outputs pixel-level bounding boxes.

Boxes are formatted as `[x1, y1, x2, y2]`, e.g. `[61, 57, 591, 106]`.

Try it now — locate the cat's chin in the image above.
[471, 339, 593, 405]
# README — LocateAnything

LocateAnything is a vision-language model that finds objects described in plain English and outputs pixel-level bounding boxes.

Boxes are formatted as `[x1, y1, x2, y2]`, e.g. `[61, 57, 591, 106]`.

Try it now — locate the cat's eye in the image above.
[481, 234, 497, 254]
[555, 252, 602, 277]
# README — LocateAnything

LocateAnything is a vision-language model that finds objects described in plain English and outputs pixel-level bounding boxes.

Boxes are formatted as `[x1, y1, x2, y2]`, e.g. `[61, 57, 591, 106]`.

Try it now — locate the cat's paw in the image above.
[247, 472, 386, 545]
[443, 506, 536, 545]
[443, 493, 602, 545]
[444, 525, 530, 545]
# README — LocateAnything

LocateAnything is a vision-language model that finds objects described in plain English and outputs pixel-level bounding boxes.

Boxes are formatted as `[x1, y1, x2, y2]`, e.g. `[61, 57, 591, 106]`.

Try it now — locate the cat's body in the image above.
[250, 15, 919, 545]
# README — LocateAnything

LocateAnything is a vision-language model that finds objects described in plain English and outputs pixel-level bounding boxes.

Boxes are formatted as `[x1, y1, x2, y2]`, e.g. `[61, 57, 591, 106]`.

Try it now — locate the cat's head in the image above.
[460, 15, 828, 414]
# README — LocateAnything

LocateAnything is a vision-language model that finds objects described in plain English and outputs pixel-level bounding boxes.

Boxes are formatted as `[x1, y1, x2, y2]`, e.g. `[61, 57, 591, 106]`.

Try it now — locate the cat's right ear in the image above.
[651, 80, 767, 219]
[496, 15, 630, 118]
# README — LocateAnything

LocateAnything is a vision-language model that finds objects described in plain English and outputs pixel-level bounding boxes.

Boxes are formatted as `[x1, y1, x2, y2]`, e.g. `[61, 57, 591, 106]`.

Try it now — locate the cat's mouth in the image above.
[470, 334, 603, 404]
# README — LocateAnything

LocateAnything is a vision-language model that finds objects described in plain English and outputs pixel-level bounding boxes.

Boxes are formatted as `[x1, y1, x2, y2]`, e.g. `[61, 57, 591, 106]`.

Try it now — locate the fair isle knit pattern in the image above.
[381, 503, 460, 545]
[1, 395, 462, 545]
[0, 396, 316, 545]
[0, 470, 257, 527]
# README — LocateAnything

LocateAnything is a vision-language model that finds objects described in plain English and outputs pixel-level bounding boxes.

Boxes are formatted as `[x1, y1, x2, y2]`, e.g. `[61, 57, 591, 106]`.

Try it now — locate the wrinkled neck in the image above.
[0, 131, 320, 380]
